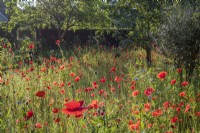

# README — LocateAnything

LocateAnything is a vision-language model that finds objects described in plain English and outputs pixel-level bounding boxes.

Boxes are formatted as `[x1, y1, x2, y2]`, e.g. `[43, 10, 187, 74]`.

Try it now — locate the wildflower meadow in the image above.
[0, 0, 200, 133]
[0, 40, 199, 133]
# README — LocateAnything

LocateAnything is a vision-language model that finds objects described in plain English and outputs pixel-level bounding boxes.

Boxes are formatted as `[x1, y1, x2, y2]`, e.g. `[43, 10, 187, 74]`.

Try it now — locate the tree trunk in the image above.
[57, 29, 62, 42]
[146, 20, 152, 67]
[146, 46, 151, 67]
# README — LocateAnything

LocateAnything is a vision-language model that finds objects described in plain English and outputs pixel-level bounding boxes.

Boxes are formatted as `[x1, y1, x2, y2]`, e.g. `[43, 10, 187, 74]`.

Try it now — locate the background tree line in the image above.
[0, 0, 199, 80]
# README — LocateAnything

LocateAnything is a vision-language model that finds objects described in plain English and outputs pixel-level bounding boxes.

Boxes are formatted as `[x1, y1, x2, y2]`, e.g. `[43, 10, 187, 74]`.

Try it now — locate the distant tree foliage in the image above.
[1, 0, 110, 42]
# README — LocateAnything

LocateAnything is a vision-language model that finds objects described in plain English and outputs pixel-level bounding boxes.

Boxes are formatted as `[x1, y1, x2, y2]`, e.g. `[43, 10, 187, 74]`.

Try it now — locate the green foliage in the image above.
[0, 38, 13, 71]
[104, 1, 138, 29]
[0, 37, 35, 71]
[2, 0, 110, 42]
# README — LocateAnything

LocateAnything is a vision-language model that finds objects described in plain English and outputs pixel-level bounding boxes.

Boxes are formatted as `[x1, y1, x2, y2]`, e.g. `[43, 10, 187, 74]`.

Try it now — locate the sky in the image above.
[17, 0, 36, 10]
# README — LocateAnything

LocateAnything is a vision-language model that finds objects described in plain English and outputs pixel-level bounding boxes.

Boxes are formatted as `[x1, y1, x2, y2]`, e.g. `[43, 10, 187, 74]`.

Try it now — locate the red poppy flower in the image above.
[52, 108, 59, 113]
[144, 87, 154, 96]
[176, 107, 181, 112]
[67, 82, 71, 86]
[16, 119, 20, 124]
[171, 79, 176, 85]
[24, 110, 34, 120]
[70, 72, 75, 77]
[56, 40, 60, 45]
[88, 100, 99, 109]
[179, 92, 186, 97]
[28, 43, 35, 49]
[70, 57, 73, 61]
[36, 91, 46, 97]
[131, 81, 136, 85]
[60, 65, 64, 70]
[132, 90, 139, 97]
[74, 76, 80, 82]
[63, 98, 69, 103]
[130, 85, 135, 90]
[157, 71, 167, 79]
[27, 110, 33, 117]
[129, 123, 139, 131]
[114, 76, 122, 83]
[50, 56, 57, 61]
[195, 112, 200, 117]
[92, 81, 98, 88]
[44, 122, 48, 126]
[147, 123, 153, 129]
[100, 77, 106, 83]
[171, 116, 178, 123]
[179, 102, 184, 107]
[91, 93, 95, 97]
[184, 104, 190, 113]
[110, 67, 116, 72]
[163, 101, 170, 110]
[98, 89, 104, 95]
[62, 100, 87, 118]
[177, 68, 182, 73]
[152, 109, 163, 117]
[53, 81, 57, 86]
[35, 123, 42, 128]
[59, 82, 65, 88]
[181, 81, 188, 86]
[144, 103, 151, 112]
[128, 120, 133, 125]
[54, 118, 60, 123]
[56, 59, 61, 64]
[110, 87, 115, 92]
[118, 84, 120, 88]
[46, 85, 51, 90]
[41, 67, 46, 72]
[60, 89, 65, 94]
[30, 67, 34, 71]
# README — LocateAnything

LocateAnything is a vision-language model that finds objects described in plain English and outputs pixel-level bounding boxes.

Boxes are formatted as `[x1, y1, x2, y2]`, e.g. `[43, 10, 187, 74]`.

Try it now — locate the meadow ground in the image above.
[0, 44, 199, 133]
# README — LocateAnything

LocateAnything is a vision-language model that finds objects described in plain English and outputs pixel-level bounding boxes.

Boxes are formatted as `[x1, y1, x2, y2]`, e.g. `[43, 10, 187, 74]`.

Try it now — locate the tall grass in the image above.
[0, 42, 199, 133]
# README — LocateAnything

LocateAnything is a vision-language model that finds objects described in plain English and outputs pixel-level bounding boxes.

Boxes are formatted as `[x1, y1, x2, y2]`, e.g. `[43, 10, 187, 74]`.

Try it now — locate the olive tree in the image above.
[158, 4, 200, 81]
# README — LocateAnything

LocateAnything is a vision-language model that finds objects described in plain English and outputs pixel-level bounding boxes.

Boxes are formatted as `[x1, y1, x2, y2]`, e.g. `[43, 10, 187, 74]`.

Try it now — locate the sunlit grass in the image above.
[0, 44, 199, 133]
